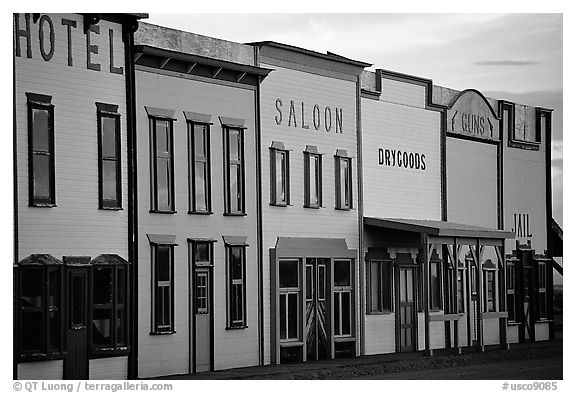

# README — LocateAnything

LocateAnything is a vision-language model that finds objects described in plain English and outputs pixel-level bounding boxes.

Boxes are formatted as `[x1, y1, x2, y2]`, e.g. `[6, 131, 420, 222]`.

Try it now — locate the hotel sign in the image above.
[447, 90, 500, 142]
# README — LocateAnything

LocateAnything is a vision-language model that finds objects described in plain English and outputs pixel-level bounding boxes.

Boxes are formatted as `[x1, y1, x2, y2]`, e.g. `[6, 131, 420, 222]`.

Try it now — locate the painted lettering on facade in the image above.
[13, 13, 124, 75]
[512, 213, 533, 239]
[274, 98, 343, 133]
[378, 148, 426, 171]
[447, 90, 500, 142]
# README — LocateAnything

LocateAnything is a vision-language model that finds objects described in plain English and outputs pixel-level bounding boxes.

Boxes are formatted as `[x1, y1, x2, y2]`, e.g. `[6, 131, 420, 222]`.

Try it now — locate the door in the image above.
[65, 268, 89, 379]
[305, 258, 329, 360]
[397, 267, 416, 352]
[522, 266, 534, 342]
[194, 268, 212, 372]
[470, 265, 478, 344]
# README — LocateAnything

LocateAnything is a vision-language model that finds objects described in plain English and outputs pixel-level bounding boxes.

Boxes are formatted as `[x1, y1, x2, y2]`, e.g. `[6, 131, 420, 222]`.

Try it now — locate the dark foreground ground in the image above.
[162, 339, 562, 380]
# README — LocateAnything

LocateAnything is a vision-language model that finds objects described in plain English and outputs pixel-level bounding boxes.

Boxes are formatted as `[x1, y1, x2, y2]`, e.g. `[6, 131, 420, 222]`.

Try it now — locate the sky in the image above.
[147, 13, 563, 227]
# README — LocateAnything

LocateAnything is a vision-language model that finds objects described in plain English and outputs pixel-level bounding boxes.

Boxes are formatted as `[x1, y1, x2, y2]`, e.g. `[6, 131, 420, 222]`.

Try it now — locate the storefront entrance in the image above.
[64, 266, 89, 379]
[396, 266, 416, 352]
[305, 258, 329, 360]
[194, 268, 212, 372]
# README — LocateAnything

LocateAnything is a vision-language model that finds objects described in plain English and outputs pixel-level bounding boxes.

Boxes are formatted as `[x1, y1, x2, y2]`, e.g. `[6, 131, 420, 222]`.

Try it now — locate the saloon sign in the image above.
[447, 89, 500, 142]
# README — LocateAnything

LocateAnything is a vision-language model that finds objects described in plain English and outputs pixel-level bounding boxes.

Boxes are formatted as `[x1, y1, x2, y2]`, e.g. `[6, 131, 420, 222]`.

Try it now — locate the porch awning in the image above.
[364, 217, 515, 239]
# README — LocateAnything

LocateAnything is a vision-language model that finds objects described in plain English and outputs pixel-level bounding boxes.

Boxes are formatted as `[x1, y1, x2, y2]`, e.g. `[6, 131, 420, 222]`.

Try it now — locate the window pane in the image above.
[287, 293, 298, 339]
[279, 260, 298, 288]
[93, 308, 112, 345]
[71, 275, 86, 326]
[309, 155, 318, 205]
[334, 293, 341, 336]
[102, 160, 118, 201]
[48, 269, 60, 309]
[276, 151, 286, 203]
[370, 262, 380, 312]
[195, 162, 207, 211]
[229, 129, 240, 161]
[157, 158, 171, 210]
[22, 312, 43, 351]
[340, 158, 348, 206]
[156, 120, 169, 154]
[48, 309, 60, 352]
[195, 243, 210, 263]
[280, 293, 286, 339]
[229, 164, 238, 210]
[21, 268, 43, 308]
[334, 260, 350, 286]
[406, 269, 413, 302]
[117, 267, 126, 305]
[306, 265, 313, 300]
[101, 116, 117, 158]
[157, 247, 171, 282]
[33, 154, 51, 199]
[93, 268, 112, 305]
[232, 283, 243, 322]
[430, 262, 440, 308]
[341, 292, 351, 335]
[231, 247, 243, 280]
[194, 125, 205, 158]
[32, 108, 50, 151]
[117, 307, 126, 346]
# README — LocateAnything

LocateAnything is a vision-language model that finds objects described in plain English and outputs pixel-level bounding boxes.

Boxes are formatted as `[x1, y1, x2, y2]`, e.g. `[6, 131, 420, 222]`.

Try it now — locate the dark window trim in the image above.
[304, 149, 322, 208]
[188, 120, 213, 214]
[27, 93, 56, 207]
[97, 104, 122, 210]
[151, 244, 176, 334]
[223, 126, 246, 215]
[270, 143, 290, 207]
[366, 260, 393, 314]
[225, 244, 248, 329]
[335, 154, 353, 210]
[505, 101, 542, 150]
[149, 116, 176, 213]
[483, 268, 497, 312]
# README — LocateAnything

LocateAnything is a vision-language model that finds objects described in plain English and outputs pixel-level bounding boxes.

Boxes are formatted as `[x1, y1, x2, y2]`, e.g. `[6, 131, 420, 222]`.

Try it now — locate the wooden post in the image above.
[423, 234, 432, 356]
[476, 240, 485, 352]
[500, 240, 509, 349]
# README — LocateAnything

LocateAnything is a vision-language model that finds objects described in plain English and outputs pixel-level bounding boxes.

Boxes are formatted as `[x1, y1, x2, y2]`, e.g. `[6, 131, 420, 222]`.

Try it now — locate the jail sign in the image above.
[447, 89, 500, 142]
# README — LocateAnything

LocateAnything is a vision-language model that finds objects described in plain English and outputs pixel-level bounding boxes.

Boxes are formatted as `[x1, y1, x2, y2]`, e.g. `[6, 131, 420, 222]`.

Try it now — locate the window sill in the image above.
[188, 211, 213, 215]
[150, 330, 177, 335]
[335, 207, 353, 211]
[279, 340, 303, 347]
[149, 210, 178, 214]
[223, 212, 247, 217]
[30, 202, 57, 208]
[536, 319, 553, 323]
[507, 321, 522, 326]
[508, 139, 540, 151]
[19, 351, 67, 362]
[270, 203, 289, 207]
[100, 206, 123, 211]
[91, 346, 130, 358]
[334, 335, 356, 342]
[303, 205, 321, 209]
[366, 310, 394, 316]
[225, 325, 248, 330]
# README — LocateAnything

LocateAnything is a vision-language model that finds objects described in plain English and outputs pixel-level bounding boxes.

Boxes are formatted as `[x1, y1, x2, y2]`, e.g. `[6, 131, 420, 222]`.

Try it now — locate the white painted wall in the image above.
[483, 318, 500, 345]
[89, 357, 128, 380]
[18, 360, 63, 380]
[364, 314, 395, 355]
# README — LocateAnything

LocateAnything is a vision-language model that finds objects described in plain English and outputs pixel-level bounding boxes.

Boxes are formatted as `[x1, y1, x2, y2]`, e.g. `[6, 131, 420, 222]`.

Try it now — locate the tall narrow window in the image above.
[27, 93, 55, 207]
[367, 261, 392, 313]
[91, 254, 129, 352]
[334, 260, 352, 336]
[506, 260, 517, 322]
[188, 121, 211, 213]
[279, 259, 299, 340]
[189, 239, 215, 313]
[270, 141, 290, 206]
[430, 259, 442, 310]
[484, 270, 496, 312]
[335, 150, 352, 210]
[224, 127, 245, 215]
[146, 107, 176, 213]
[147, 234, 177, 334]
[226, 243, 247, 328]
[304, 145, 322, 208]
[538, 261, 548, 320]
[97, 103, 121, 209]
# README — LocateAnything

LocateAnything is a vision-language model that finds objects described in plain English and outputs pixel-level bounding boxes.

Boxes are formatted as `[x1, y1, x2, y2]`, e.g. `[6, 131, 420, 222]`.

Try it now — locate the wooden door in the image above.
[305, 258, 329, 360]
[194, 268, 212, 372]
[65, 268, 89, 379]
[397, 267, 416, 352]
[522, 266, 534, 342]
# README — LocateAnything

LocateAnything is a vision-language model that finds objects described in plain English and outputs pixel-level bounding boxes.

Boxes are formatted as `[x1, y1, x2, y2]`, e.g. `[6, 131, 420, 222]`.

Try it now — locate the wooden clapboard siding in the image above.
[429, 316, 446, 349]
[507, 325, 520, 344]
[458, 317, 468, 347]
[364, 314, 396, 355]
[483, 318, 500, 345]
[15, 13, 129, 260]
[18, 360, 64, 380]
[89, 357, 128, 380]
[361, 97, 442, 220]
[446, 138, 498, 229]
[418, 313, 426, 351]
[135, 69, 260, 377]
[259, 62, 360, 364]
[535, 322, 550, 341]
[380, 78, 427, 108]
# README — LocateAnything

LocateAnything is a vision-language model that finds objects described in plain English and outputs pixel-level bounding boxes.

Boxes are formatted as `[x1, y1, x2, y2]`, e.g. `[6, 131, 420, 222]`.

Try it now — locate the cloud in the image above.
[474, 60, 539, 66]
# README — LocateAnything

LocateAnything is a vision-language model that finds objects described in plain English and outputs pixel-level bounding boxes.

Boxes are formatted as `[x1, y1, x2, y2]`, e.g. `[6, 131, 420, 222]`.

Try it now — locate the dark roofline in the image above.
[248, 40, 372, 68]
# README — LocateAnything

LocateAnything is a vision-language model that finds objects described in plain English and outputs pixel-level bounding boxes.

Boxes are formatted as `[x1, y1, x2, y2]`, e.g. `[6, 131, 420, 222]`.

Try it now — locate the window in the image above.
[27, 93, 55, 207]
[538, 261, 548, 320]
[457, 267, 466, 313]
[190, 240, 214, 314]
[226, 245, 247, 328]
[482, 246, 500, 313]
[151, 244, 175, 333]
[97, 103, 121, 209]
[148, 110, 175, 213]
[279, 259, 299, 340]
[333, 260, 352, 337]
[304, 146, 322, 208]
[196, 272, 209, 314]
[270, 142, 290, 206]
[17, 255, 63, 358]
[188, 121, 211, 213]
[91, 255, 128, 352]
[335, 150, 352, 210]
[430, 259, 442, 310]
[484, 270, 496, 312]
[506, 260, 518, 322]
[367, 261, 392, 313]
[224, 127, 245, 215]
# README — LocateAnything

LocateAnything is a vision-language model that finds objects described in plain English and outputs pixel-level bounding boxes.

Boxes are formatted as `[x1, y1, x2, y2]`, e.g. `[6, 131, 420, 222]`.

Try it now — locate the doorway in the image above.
[305, 258, 329, 360]
[396, 266, 416, 352]
[193, 268, 212, 372]
[64, 267, 89, 379]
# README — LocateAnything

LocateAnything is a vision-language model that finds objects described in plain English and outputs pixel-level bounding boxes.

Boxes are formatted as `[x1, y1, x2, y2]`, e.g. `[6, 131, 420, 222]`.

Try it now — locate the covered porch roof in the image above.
[364, 217, 515, 239]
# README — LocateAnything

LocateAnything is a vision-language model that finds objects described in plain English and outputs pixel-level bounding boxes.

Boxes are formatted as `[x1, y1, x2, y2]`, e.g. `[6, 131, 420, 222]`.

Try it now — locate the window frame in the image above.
[149, 116, 176, 213]
[483, 268, 497, 312]
[225, 245, 248, 329]
[96, 103, 122, 210]
[223, 126, 246, 215]
[278, 259, 300, 341]
[304, 147, 322, 208]
[506, 259, 518, 323]
[537, 261, 548, 321]
[270, 142, 290, 207]
[366, 260, 393, 314]
[151, 244, 175, 334]
[188, 121, 212, 214]
[333, 259, 353, 337]
[429, 259, 443, 311]
[27, 93, 56, 207]
[335, 152, 353, 210]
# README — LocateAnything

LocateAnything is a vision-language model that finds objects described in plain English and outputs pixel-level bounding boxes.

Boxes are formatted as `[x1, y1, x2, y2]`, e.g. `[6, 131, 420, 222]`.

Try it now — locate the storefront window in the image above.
[333, 260, 352, 336]
[279, 259, 299, 340]
[367, 261, 392, 313]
